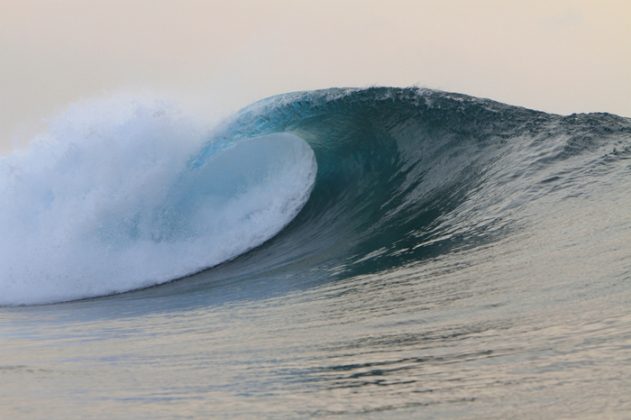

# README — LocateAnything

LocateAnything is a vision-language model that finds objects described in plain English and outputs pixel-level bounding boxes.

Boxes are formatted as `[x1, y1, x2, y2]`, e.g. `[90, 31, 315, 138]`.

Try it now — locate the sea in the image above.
[1, 87, 630, 418]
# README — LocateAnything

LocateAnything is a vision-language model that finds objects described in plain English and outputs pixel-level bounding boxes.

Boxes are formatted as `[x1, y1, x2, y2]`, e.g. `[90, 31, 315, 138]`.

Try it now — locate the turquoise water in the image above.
[1, 88, 630, 417]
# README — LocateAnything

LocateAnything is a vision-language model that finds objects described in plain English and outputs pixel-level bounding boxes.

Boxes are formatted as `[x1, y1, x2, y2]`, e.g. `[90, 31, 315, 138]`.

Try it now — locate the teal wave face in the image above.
[197, 87, 631, 287]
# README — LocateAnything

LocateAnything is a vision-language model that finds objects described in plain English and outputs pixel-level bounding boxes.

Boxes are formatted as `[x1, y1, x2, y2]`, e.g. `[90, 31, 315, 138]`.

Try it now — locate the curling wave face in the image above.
[195, 87, 631, 292]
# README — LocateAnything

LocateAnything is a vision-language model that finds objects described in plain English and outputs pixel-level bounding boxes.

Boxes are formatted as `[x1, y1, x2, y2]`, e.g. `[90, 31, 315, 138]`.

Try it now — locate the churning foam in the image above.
[0, 96, 317, 305]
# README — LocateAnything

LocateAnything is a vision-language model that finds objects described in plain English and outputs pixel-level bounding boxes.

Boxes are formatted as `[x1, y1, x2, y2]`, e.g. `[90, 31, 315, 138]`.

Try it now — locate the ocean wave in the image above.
[1, 87, 629, 305]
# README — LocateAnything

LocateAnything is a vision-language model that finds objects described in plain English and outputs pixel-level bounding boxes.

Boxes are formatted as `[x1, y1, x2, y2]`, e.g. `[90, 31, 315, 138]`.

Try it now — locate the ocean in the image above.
[1, 87, 630, 418]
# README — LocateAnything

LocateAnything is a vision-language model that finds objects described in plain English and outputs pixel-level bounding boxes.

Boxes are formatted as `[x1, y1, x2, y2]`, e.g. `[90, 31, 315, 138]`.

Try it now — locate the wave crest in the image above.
[0, 97, 317, 305]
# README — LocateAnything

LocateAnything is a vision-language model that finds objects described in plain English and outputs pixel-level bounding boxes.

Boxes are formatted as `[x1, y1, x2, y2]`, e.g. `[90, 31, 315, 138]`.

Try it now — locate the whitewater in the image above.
[1, 87, 630, 418]
[0, 97, 316, 304]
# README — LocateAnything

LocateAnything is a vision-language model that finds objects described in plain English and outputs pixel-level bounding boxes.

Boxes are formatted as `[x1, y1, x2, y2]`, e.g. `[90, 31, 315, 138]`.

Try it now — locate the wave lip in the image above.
[0, 98, 317, 305]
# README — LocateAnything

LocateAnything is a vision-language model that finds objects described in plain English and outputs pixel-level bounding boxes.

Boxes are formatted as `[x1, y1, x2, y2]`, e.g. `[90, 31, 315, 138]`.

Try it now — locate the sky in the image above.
[1, 0, 630, 152]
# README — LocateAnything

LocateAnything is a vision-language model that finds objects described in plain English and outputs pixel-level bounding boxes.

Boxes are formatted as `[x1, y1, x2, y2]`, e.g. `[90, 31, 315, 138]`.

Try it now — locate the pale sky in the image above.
[1, 0, 630, 152]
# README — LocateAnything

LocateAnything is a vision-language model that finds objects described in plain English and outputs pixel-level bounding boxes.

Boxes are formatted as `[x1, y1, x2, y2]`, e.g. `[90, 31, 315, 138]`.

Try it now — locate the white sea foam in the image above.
[0, 96, 317, 305]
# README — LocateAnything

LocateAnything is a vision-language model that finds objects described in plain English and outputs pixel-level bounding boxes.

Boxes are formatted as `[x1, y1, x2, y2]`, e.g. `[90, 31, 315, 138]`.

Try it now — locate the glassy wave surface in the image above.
[1, 88, 630, 417]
